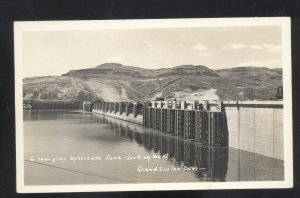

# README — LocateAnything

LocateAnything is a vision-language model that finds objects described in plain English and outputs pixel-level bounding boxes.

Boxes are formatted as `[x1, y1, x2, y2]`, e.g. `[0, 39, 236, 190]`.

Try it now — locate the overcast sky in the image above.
[22, 26, 282, 77]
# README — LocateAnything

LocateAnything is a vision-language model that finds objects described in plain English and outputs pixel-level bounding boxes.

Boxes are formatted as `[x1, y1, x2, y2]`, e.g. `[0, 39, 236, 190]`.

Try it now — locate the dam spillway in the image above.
[92, 100, 283, 161]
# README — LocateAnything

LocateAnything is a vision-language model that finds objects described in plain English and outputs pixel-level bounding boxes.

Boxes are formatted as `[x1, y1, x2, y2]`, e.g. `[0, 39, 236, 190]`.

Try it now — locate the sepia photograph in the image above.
[14, 18, 293, 192]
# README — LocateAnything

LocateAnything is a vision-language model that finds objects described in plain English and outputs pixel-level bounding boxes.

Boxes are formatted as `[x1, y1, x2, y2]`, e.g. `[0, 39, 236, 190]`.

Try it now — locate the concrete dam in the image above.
[92, 100, 283, 161]
[23, 99, 81, 109]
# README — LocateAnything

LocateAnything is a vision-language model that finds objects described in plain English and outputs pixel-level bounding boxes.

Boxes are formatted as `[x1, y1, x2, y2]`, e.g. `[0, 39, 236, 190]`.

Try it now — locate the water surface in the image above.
[24, 110, 284, 185]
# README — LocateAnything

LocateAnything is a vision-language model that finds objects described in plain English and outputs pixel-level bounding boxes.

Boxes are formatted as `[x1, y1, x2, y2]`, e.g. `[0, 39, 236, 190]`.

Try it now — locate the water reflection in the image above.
[95, 115, 143, 146]
[143, 134, 229, 181]
[95, 114, 229, 181]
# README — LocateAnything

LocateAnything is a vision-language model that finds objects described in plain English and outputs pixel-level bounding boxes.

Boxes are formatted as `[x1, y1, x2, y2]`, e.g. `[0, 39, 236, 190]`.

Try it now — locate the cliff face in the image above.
[23, 63, 283, 102]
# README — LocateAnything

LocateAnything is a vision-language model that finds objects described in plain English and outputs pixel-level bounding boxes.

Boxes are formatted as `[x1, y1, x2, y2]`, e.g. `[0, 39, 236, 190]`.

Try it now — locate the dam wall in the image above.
[92, 102, 143, 125]
[23, 99, 81, 109]
[223, 101, 283, 160]
[92, 100, 283, 160]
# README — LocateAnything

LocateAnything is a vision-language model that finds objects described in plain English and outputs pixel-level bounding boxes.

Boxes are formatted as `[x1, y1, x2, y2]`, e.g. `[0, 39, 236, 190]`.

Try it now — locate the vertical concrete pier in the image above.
[83, 101, 91, 111]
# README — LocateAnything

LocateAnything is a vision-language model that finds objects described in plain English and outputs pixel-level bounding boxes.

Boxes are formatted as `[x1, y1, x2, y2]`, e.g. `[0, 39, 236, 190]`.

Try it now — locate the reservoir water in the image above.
[24, 110, 284, 185]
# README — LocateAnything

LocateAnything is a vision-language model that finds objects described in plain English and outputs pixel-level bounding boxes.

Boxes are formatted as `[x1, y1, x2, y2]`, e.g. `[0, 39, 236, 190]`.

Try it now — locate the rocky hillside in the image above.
[23, 63, 283, 102]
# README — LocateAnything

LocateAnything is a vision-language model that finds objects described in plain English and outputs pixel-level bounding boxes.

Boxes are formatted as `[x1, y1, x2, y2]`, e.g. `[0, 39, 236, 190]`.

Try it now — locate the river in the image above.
[23, 110, 284, 185]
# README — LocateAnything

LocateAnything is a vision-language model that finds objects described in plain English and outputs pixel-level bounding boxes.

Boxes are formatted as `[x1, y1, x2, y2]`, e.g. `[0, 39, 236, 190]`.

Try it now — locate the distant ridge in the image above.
[63, 63, 220, 78]
[24, 63, 283, 102]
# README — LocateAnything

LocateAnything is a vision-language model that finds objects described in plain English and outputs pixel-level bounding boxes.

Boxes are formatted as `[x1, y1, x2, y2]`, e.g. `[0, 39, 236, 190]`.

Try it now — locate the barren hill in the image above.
[23, 63, 283, 102]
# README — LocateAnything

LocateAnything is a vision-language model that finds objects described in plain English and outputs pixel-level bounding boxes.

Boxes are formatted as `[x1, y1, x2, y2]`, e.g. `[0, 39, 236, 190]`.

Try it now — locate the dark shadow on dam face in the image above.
[222, 112, 229, 147]
[143, 109, 230, 147]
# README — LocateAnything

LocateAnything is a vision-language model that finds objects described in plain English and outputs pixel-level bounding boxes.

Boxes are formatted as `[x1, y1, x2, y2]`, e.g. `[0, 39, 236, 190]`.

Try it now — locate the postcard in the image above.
[14, 17, 293, 193]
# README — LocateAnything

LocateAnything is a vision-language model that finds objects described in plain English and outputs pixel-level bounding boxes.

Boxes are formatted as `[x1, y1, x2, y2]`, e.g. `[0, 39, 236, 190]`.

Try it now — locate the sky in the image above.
[22, 26, 282, 77]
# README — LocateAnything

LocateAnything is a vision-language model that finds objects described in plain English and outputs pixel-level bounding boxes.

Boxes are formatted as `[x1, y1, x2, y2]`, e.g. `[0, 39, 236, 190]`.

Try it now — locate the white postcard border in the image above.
[14, 17, 293, 193]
